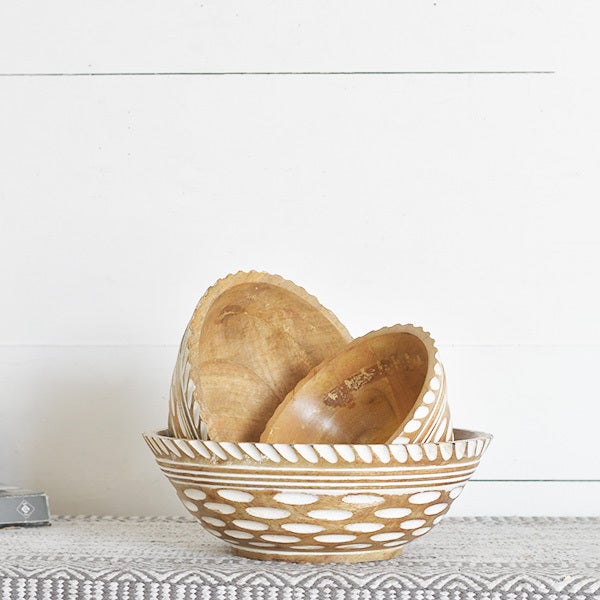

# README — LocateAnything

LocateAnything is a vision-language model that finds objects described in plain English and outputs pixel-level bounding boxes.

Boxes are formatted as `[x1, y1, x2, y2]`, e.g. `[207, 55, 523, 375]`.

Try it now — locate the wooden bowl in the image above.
[144, 428, 491, 563]
[168, 271, 352, 442]
[261, 325, 452, 445]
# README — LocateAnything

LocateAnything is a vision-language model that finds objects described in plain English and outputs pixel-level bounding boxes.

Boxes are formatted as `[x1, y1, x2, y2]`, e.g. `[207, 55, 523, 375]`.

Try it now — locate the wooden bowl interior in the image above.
[191, 280, 351, 441]
[261, 330, 430, 444]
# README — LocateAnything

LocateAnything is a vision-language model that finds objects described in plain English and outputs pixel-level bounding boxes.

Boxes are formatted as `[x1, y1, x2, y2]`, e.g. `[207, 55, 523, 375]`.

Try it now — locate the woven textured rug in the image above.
[0, 516, 598, 600]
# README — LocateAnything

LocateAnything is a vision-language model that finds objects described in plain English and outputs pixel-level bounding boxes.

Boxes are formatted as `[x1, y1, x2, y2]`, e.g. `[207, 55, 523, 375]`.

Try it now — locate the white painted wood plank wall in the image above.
[1, 2, 598, 516]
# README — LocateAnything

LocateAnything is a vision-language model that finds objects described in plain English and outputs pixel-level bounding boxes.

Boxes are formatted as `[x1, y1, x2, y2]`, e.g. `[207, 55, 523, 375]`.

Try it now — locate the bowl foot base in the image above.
[231, 545, 404, 563]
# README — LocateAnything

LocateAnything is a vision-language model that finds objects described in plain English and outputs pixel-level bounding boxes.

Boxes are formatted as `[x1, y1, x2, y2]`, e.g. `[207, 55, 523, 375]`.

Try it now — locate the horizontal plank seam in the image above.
[0, 70, 556, 77]
[471, 479, 600, 483]
[0, 343, 598, 349]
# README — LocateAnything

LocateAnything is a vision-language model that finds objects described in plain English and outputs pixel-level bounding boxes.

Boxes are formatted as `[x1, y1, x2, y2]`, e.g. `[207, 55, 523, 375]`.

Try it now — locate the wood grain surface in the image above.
[261, 325, 452, 445]
[175, 272, 351, 441]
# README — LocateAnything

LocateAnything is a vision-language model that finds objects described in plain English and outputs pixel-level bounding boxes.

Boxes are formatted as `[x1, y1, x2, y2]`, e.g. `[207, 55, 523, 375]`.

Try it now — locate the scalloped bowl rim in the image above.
[145, 427, 491, 448]
[143, 427, 492, 562]
[143, 428, 492, 466]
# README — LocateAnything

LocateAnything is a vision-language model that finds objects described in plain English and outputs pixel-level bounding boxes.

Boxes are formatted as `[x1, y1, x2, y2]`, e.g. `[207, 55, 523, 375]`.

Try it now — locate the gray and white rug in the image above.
[1, 516, 598, 600]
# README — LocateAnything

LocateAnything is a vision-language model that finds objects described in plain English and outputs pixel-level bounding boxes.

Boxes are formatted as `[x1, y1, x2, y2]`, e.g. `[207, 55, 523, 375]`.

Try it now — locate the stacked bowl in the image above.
[144, 271, 491, 563]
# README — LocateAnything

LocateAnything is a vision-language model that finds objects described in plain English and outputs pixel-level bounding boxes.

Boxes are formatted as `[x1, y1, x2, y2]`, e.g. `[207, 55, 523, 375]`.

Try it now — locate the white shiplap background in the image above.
[1, 2, 599, 516]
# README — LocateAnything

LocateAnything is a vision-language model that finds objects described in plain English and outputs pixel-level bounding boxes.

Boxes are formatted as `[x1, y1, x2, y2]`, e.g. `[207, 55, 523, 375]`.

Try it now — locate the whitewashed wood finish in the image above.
[168, 326, 206, 440]
[391, 358, 452, 445]
[147, 428, 489, 466]
[144, 428, 491, 561]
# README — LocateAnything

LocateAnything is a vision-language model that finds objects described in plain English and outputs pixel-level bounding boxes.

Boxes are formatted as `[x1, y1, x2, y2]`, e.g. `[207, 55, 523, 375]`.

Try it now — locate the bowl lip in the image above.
[143, 427, 492, 448]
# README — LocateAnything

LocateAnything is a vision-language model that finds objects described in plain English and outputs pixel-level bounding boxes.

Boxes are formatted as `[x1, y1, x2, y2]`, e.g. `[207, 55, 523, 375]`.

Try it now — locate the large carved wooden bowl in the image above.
[168, 271, 351, 441]
[144, 428, 491, 563]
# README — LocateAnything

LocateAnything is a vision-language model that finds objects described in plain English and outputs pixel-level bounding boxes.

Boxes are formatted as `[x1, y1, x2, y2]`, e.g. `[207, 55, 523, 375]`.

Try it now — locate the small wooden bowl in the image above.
[144, 428, 491, 563]
[168, 271, 351, 442]
[261, 325, 452, 445]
